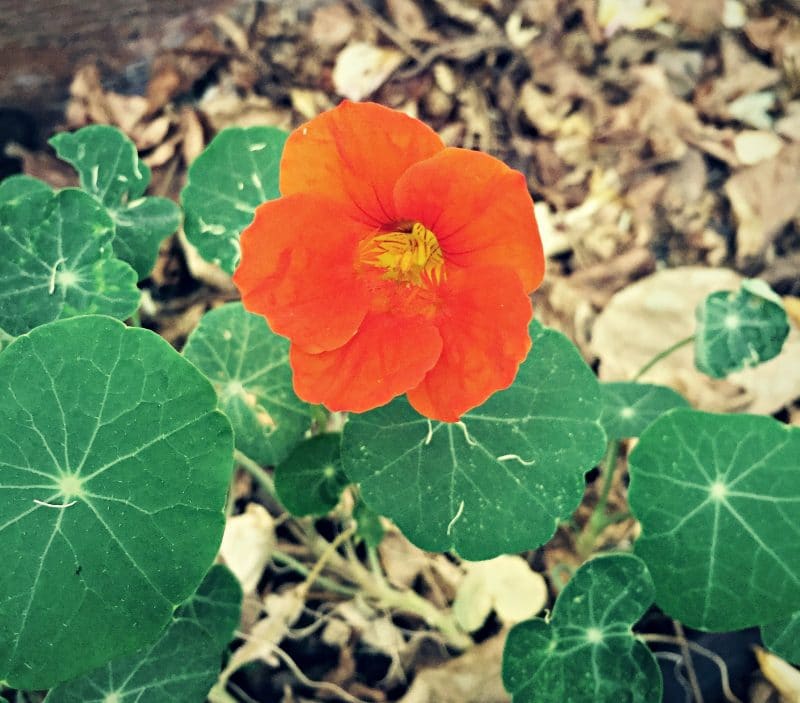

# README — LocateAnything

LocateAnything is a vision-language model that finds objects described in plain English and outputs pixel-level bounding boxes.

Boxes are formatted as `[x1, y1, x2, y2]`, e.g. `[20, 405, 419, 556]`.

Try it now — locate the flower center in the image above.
[362, 222, 444, 286]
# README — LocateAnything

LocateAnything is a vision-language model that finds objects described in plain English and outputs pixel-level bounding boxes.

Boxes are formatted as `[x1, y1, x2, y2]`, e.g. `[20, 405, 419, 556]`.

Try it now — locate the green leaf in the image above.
[50, 125, 181, 279]
[0, 174, 52, 206]
[695, 279, 790, 378]
[761, 612, 800, 664]
[0, 316, 233, 689]
[600, 382, 689, 440]
[175, 564, 242, 648]
[341, 321, 607, 560]
[353, 499, 385, 548]
[629, 408, 800, 631]
[275, 434, 348, 516]
[44, 565, 242, 703]
[503, 553, 661, 703]
[0, 188, 140, 336]
[184, 302, 312, 466]
[181, 126, 287, 274]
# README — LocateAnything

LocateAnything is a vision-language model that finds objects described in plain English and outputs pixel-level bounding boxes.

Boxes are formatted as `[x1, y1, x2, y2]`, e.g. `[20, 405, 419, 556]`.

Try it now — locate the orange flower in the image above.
[233, 101, 544, 422]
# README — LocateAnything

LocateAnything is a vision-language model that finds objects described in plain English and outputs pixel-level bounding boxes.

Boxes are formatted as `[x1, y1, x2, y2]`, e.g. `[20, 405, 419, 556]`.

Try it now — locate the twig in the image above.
[271, 645, 371, 703]
[346, 0, 426, 62]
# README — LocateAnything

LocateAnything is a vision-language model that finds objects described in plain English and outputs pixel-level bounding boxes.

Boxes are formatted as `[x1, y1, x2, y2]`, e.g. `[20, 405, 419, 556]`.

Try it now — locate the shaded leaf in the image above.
[0, 316, 233, 688]
[0, 188, 140, 336]
[503, 554, 661, 703]
[275, 434, 348, 517]
[176, 564, 242, 649]
[0, 174, 51, 206]
[629, 408, 800, 631]
[341, 321, 607, 560]
[354, 499, 385, 548]
[762, 612, 800, 665]
[183, 302, 312, 467]
[50, 125, 181, 279]
[600, 382, 689, 439]
[181, 127, 287, 274]
[695, 279, 790, 378]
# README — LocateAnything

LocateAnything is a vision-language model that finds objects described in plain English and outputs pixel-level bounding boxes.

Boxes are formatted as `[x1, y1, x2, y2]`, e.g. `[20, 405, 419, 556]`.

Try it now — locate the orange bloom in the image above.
[233, 101, 544, 422]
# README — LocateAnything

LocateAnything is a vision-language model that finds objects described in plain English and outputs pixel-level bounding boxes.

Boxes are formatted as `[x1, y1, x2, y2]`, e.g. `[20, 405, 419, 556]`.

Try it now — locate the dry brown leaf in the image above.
[309, 2, 356, 48]
[132, 115, 172, 151]
[398, 632, 510, 703]
[180, 107, 206, 164]
[219, 503, 276, 593]
[199, 85, 292, 131]
[592, 266, 800, 415]
[333, 42, 405, 101]
[724, 141, 800, 263]
[733, 130, 784, 165]
[386, 0, 431, 39]
[662, 0, 724, 35]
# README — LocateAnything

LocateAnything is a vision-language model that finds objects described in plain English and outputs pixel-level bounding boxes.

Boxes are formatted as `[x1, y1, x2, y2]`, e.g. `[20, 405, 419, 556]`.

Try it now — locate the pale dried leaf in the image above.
[733, 130, 784, 165]
[219, 503, 276, 593]
[597, 0, 669, 37]
[310, 2, 356, 48]
[387, 0, 430, 38]
[333, 42, 405, 101]
[755, 647, 800, 703]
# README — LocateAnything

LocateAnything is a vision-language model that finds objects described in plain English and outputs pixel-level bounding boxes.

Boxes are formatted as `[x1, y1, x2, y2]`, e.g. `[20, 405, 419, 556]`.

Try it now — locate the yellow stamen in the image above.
[363, 222, 444, 285]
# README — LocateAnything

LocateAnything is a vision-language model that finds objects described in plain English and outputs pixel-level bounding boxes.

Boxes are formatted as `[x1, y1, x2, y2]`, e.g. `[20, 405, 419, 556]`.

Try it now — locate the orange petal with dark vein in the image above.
[233, 193, 373, 354]
[290, 313, 443, 413]
[280, 101, 445, 227]
[406, 267, 533, 422]
[393, 147, 544, 292]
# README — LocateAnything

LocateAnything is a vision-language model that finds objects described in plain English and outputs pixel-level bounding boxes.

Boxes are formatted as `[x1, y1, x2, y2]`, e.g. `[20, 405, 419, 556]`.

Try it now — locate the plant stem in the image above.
[576, 441, 620, 559]
[633, 335, 694, 381]
[271, 550, 359, 597]
[234, 449, 276, 498]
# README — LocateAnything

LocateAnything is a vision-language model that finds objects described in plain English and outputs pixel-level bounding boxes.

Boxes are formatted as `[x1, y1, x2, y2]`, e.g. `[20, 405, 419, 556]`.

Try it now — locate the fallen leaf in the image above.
[219, 503, 276, 593]
[597, 0, 669, 37]
[755, 647, 800, 703]
[453, 556, 547, 632]
[332, 42, 406, 101]
[309, 2, 356, 48]
[733, 130, 784, 165]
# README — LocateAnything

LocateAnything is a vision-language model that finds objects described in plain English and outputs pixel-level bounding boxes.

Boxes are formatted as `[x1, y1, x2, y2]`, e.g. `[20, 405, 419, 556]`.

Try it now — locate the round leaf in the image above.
[762, 612, 800, 665]
[341, 321, 607, 560]
[0, 316, 233, 689]
[181, 126, 287, 274]
[600, 382, 689, 440]
[50, 125, 181, 280]
[503, 553, 661, 703]
[183, 302, 312, 466]
[695, 279, 790, 378]
[629, 408, 800, 631]
[0, 174, 51, 206]
[44, 565, 242, 703]
[0, 188, 140, 336]
[275, 434, 348, 517]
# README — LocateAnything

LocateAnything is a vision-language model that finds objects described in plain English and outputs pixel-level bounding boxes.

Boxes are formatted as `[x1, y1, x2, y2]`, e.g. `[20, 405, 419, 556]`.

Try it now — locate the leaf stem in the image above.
[234, 449, 276, 498]
[576, 441, 621, 559]
[271, 550, 359, 597]
[633, 335, 694, 381]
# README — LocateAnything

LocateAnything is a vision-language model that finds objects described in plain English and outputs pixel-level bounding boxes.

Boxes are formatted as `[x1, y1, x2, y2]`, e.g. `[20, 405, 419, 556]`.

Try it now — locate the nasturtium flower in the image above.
[233, 101, 544, 422]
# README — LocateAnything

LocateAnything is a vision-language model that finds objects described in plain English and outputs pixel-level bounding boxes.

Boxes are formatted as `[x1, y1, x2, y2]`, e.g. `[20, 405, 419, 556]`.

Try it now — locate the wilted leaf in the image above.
[333, 42, 406, 101]
[219, 503, 275, 593]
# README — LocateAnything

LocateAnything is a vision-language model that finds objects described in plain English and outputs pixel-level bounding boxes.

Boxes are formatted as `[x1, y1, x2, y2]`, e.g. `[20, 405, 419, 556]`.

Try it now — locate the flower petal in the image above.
[290, 313, 443, 413]
[281, 101, 445, 226]
[393, 148, 545, 292]
[233, 194, 373, 353]
[406, 267, 533, 422]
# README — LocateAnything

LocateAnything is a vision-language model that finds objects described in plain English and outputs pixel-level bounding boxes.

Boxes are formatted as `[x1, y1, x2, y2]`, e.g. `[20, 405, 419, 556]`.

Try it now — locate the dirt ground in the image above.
[2, 0, 800, 701]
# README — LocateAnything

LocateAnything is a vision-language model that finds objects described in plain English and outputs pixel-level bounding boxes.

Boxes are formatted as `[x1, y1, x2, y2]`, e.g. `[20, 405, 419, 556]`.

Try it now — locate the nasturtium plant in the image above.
[761, 612, 800, 664]
[341, 320, 607, 560]
[353, 499, 385, 548]
[695, 279, 790, 378]
[44, 565, 242, 703]
[0, 173, 51, 206]
[503, 554, 661, 703]
[274, 434, 348, 517]
[600, 382, 689, 440]
[50, 125, 181, 280]
[183, 302, 313, 467]
[628, 408, 800, 631]
[181, 126, 287, 273]
[0, 316, 233, 689]
[0, 187, 140, 336]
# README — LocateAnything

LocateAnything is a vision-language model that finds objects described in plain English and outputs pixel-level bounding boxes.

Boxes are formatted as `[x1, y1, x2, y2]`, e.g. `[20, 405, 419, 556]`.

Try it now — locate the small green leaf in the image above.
[275, 434, 348, 517]
[176, 564, 243, 648]
[0, 174, 51, 206]
[761, 612, 800, 664]
[0, 188, 140, 335]
[183, 302, 312, 466]
[341, 321, 607, 560]
[695, 279, 790, 378]
[600, 382, 689, 440]
[353, 499, 385, 548]
[181, 126, 287, 273]
[629, 408, 800, 631]
[503, 554, 661, 703]
[0, 316, 233, 689]
[50, 125, 181, 279]
[44, 565, 242, 703]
